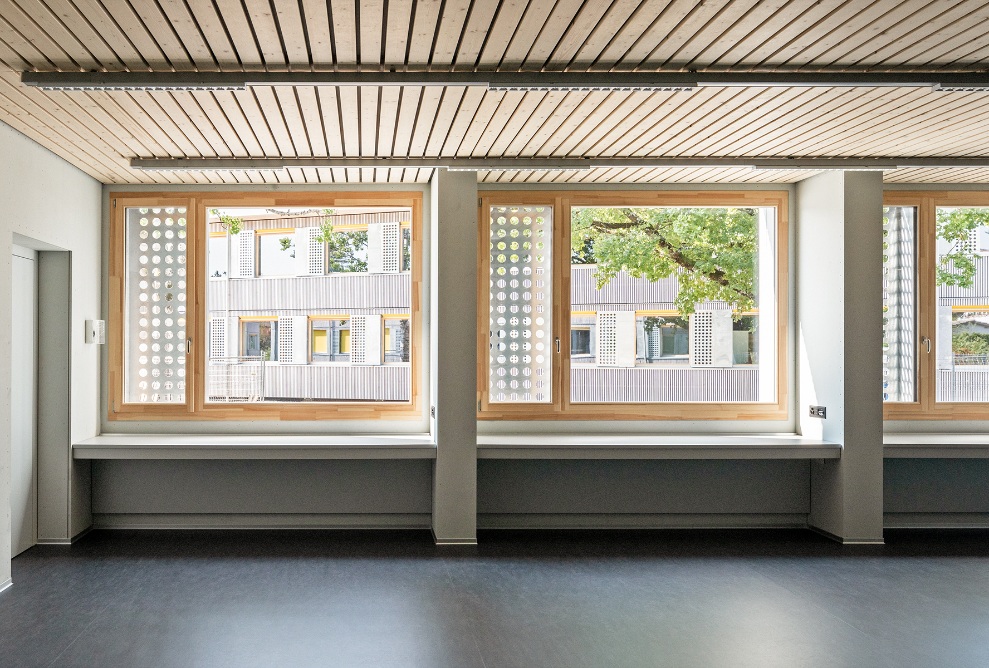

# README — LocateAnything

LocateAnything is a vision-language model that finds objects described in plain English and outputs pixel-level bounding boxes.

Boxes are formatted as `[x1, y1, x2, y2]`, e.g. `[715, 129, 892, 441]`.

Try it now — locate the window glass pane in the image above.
[206, 207, 412, 403]
[883, 206, 916, 402]
[488, 205, 553, 403]
[569, 206, 776, 403]
[207, 236, 228, 278]
[935, 206, 989, 402]
[123, 206, 188, 404]
[258, 233, 297, 276]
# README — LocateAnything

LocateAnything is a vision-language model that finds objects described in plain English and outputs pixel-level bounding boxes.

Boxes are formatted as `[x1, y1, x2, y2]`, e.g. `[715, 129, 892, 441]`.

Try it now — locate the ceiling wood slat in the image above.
[438, 86, 485, 156]
[190, 90, 248, 156]
[566, 0, 646, 68]
[3, 0, 91, 70]
[429, 0, 471, 67]
[272, 86, 313, 157]
[518, 0, 585, 69]
[0, 12, 55, 68]
[329, 0, 357, 64]
[407, 86, 443, 156]
[806, 0, 964, 67]
[390, 87, 420, 157]
[55, 0, 144, 68]
[299, 0, 333, 67]
[208, 0, 264, 69]
[359, 85, 379, 156]
[358, 0, 383, 65]
[315, 86, 344, 156]
[224, 89, 277, 155]
[407, 0, 444, 66]
[155, 0, 217, 69]
[497, 0, 559, 69]
[337, 85, 360, 155]
[599, 0, 727, 67]
[453, 0, 500, 67]
[0, 75, 137, 181]
[376, 85, 401, 156]
[295, 86, 326, 157]
[680, 0, 788, 68]
[123, 0, 195, 69]
[182, 0, 238, 68]
[275, 0, 310, 66]
[382, 0, 413, 65]
[648, 0, 762, 69]
[241, 0, 286, 67]
[251, 86, 298, 156]
[425, 86, 465, 157]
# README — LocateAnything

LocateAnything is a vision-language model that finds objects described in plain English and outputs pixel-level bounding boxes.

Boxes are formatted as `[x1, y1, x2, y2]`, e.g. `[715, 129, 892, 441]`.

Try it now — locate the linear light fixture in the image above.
[22, 70, 989, 92]
[128, 157, 989, 172]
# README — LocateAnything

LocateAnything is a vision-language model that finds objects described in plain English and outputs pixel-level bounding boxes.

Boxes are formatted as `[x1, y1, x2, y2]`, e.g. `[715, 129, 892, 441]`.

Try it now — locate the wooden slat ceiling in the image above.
[1, 0, 989, 185]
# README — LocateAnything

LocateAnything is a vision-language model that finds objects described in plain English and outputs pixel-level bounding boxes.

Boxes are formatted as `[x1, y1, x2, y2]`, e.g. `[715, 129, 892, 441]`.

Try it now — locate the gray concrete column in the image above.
[797, 171, 885, 543]
[430, 169, 478, 544]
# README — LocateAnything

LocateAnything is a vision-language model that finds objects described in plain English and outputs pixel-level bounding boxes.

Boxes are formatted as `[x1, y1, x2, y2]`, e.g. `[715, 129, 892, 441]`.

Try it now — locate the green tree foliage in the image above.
[936, 208, 989, 288]
[314, 213, 367, 272]
[210, 209, 243, 235]
[952, 331, 989, 357]
[571, 207, 758, 315]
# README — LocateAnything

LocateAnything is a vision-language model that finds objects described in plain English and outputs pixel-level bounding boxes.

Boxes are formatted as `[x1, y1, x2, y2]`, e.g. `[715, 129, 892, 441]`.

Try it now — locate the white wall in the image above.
[0, 120, 102, 584]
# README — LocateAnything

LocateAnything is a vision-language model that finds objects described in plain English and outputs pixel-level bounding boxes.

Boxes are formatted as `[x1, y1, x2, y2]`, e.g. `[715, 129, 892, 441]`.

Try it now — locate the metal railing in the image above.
[207, 356, 265, 402]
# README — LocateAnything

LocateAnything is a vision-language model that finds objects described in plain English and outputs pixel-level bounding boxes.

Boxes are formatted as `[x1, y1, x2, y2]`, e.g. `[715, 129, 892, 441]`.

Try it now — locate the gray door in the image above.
[11, 246, 38, 556]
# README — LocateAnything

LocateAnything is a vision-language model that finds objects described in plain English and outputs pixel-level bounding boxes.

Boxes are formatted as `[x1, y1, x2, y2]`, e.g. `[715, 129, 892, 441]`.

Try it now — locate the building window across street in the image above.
[478, 191, 788, 421]
[109, 193, 422, 420]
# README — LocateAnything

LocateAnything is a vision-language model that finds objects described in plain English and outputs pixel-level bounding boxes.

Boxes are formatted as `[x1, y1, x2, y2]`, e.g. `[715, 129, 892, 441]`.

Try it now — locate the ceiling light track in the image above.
[22, 70, 989, 92]
[128, 157, 989, 172]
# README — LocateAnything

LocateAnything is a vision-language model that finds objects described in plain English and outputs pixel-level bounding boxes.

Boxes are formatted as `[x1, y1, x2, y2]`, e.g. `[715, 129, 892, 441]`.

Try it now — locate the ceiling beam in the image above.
[129, 157, 989, 172]
[22, 70, 989, 91]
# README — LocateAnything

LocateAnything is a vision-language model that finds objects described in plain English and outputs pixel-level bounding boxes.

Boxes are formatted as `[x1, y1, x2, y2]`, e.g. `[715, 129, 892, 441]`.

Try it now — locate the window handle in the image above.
[921, 336, 931, 354]
[555, 337, 561, 354]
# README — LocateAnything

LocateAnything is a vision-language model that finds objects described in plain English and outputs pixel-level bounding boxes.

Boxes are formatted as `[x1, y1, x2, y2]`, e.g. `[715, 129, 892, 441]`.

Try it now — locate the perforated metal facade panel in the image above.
[368, 222, 400, 274]
[123, 206, 188, 404]
[230, 230, 256, 278]
[488, 205, 553, 403]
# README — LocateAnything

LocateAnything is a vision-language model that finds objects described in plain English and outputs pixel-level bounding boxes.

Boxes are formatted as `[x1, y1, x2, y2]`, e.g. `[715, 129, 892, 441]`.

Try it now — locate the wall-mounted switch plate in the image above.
[85, 319, 106, 344]
[809, 405, 827, 419]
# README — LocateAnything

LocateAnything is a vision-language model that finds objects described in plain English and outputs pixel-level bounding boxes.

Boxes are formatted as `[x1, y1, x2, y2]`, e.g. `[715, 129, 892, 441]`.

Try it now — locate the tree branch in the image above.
[589, 209, 754, 300]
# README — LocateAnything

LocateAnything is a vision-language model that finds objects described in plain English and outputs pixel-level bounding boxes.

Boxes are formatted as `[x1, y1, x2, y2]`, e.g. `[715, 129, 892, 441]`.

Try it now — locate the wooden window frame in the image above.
[884, 190, 989, 421]
[476, 190, 789, 421]
[108, 191, 423, 421]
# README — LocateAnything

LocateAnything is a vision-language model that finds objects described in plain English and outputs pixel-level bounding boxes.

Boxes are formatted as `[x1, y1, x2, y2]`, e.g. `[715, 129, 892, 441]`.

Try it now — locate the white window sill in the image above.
[884, 433, 989, 458]
[73, 434, 437, 460]
[477, 434, 841, 460]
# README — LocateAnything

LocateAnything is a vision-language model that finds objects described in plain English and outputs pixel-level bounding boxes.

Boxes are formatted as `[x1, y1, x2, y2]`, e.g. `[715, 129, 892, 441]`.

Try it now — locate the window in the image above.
[884, 192, 989, 419]
[109, 193, 422, 420]
[477, 192, 788, 420]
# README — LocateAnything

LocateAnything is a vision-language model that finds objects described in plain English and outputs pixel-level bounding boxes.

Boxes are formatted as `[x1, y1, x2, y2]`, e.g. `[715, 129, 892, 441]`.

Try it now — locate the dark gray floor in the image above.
[1, 529, 987, 668]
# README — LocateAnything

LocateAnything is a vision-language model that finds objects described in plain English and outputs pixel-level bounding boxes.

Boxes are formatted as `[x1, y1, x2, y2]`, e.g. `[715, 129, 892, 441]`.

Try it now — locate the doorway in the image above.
[11, 244, 38, 556]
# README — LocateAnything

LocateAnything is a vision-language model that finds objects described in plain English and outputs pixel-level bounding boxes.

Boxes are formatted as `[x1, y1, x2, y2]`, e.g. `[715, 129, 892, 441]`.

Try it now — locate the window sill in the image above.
[73, 434, 436, 460]
[884, 433, 989, 458]
[477, 434, 841, 460]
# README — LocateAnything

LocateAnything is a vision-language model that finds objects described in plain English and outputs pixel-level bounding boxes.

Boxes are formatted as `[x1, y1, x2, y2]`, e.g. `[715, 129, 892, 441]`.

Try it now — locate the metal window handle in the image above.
[921, 336, 931, 354]
[555, 337, 561, 353]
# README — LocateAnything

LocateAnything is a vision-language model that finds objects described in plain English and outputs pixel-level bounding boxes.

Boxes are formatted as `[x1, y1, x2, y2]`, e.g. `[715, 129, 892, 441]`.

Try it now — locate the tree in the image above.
[952, 331, 989, 357]
[935, 208, 989, 288]
[315, 212, 368, 272]
[571, 206, 758, 315]
[209, 209, 242, 235]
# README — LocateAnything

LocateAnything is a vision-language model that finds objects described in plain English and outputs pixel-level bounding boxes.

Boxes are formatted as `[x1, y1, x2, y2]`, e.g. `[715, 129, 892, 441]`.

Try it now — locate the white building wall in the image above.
[0, 121, 102, 584]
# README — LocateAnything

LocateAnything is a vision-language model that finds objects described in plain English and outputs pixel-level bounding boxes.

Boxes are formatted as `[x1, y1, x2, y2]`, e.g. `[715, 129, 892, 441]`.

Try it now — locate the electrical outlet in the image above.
[809, 405, 827, 419]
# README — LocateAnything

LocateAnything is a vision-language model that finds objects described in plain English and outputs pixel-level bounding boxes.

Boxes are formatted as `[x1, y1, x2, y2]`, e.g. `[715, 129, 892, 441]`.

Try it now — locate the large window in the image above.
[477, 192, 788, 420]
[885, 192, 989, 419]
[109, 193, 422, 420]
